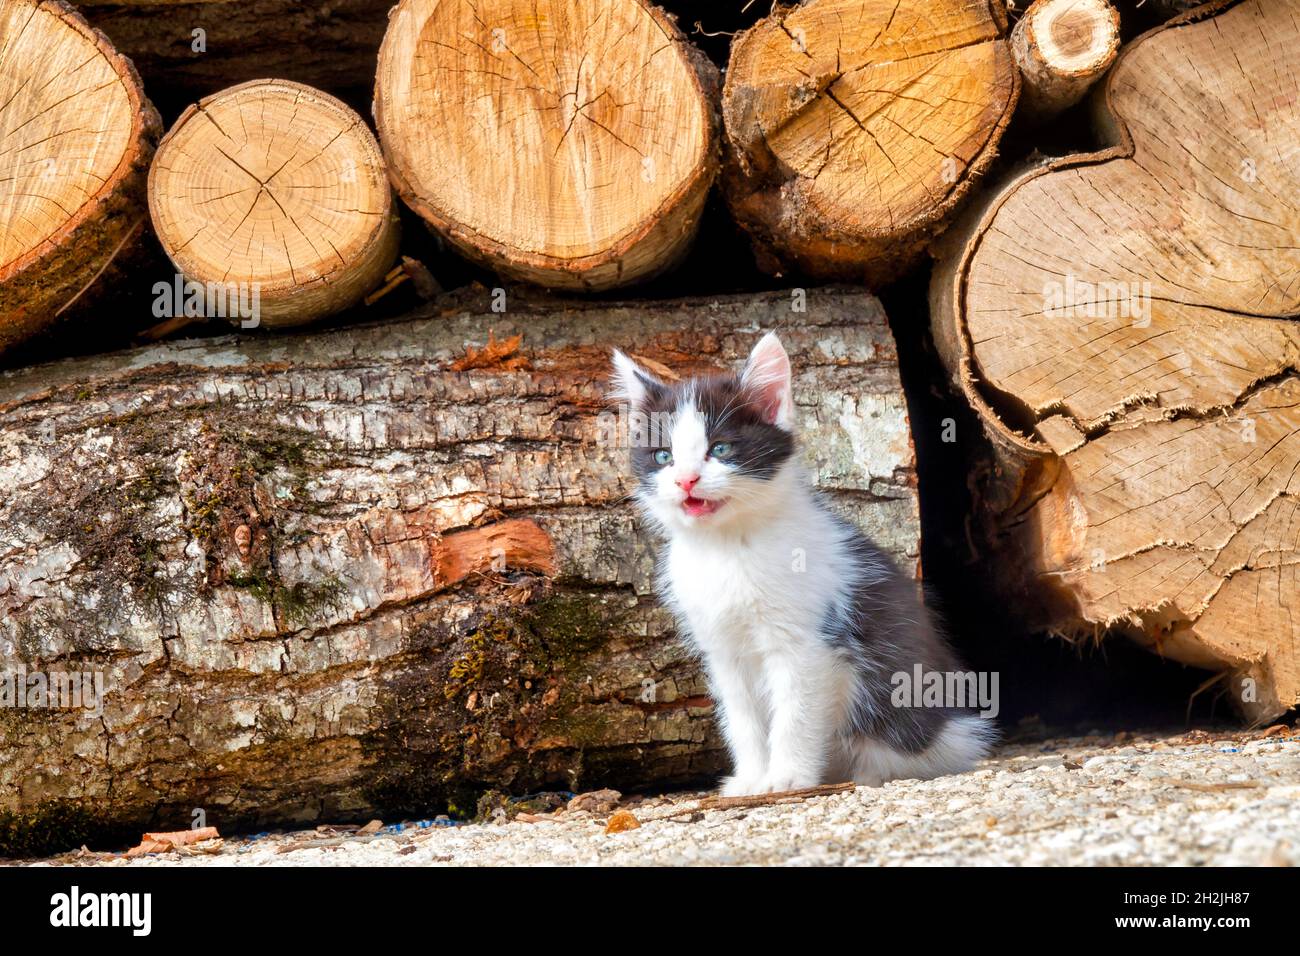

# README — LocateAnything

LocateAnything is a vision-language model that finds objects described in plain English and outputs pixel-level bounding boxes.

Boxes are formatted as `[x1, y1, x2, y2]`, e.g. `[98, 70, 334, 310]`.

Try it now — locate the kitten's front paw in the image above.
[718, 773, 766, 797]
[757, 771, 817, 794]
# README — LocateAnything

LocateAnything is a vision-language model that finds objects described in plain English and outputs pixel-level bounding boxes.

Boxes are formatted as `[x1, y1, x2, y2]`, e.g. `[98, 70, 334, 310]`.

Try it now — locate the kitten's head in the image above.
[610, 333, 797, 534]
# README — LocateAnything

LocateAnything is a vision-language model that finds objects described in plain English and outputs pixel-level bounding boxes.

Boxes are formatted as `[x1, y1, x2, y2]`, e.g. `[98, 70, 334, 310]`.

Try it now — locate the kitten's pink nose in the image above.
[676, 474, 700, 493]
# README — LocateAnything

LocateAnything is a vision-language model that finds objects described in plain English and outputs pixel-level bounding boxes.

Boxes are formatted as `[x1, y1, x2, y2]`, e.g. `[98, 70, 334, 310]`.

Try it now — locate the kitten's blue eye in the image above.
[653, 449, 673, 466]
[709, 441, 734, 459]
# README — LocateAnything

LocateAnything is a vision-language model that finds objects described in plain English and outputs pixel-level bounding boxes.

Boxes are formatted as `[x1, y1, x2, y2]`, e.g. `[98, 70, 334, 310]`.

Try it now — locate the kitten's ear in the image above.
[610, 349, 666, 407]
[741, 332, 795, 430]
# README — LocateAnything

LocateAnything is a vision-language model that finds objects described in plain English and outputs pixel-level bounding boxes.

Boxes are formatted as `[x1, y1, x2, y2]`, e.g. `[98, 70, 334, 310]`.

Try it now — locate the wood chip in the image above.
[627, 354, 680, 382]
[604, 810, 641, 834]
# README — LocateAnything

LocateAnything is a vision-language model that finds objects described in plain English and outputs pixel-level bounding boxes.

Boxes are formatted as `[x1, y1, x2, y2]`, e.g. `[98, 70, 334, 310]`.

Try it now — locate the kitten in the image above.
[611, 333, 994, 796]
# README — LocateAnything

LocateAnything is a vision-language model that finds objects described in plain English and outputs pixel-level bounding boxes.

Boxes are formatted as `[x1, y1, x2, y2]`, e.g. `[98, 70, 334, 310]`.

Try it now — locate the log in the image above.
[720, 0, 1019, 287]
[0, 0, 161, 355]
[75, 0, 395, 105]
[929, 0, 1300, 724]
[1010, 0, 1120, 121]
[147, 79, 400, 328]
[1148, 0, 1207, 17]
[0, 287, 919, 854]
[373, 0, 720, 292]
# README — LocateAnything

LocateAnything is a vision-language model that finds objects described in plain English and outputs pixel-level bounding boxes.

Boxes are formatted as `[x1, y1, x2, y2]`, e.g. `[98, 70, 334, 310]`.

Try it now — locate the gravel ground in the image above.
[27, 727, 1300, 867]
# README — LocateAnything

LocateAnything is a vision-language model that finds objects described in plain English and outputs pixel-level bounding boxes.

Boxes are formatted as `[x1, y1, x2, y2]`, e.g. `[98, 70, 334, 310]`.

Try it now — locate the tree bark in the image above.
[0, 287, 919, 854]
[1011, 0, 1120, 121]
[75, 0, 396, 104]
[720, 0, 1019, 287]
[929, 0, 1300, 725]
[147, 79, 400, 328]
[373, 0, 720, 292]
[1148, 0, 1209, 18]
[0, 0, 161, 355]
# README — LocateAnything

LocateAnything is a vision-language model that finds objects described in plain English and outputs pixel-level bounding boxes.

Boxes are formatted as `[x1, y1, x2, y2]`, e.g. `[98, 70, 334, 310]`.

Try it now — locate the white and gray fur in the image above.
[612, 333, 994, 795]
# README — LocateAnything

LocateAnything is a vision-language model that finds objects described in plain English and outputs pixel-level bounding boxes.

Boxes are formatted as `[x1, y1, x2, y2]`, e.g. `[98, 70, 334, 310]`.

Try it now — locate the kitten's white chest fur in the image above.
[661, 477, 862, 794]
[664, 475, 842, 657]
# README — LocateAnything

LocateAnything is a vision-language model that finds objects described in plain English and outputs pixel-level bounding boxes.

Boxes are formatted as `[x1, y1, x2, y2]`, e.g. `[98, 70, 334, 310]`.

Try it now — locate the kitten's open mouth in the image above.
[681, 495, 723, 517]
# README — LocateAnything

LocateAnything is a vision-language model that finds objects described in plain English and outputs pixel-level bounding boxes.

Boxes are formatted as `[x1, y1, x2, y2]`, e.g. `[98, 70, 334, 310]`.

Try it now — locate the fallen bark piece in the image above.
[374, 0, 720, 291]
[568, 789, 623, 814]
[450, 332, 529, 372]
[721, 0, 1018, 285]
[929, 0, 1300, 723]
[0, 287, 918, 855]
[148, 79, 399, 329]
[1011, 0, 1120, 120]
[125, 827, 220, 857]
[0, 0, 161, 354]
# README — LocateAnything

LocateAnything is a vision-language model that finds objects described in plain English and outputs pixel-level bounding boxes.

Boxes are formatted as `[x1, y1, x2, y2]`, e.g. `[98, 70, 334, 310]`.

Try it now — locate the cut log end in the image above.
[374, 0, 719, 292]
[721, 0, 1018, 286]
[148, 79, 399, 328]
[931, 0, 1300, 724]
[0, 0, 159, 353]
[1012, 0, 1120, 121]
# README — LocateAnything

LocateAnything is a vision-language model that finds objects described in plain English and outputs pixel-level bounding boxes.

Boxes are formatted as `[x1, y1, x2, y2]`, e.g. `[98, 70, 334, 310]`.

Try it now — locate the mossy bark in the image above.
[0, 287, 919, 854]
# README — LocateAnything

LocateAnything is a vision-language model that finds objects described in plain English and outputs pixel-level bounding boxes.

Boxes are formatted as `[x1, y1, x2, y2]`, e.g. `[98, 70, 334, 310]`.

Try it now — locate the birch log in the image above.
[930, 0, 1300, 724]
[373, 0, 720, 291]
[0, 0, 160, 355]
[721, 0, 1018, 286]
[148, 79, 400, 328]
[0, 288, 918, 854]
